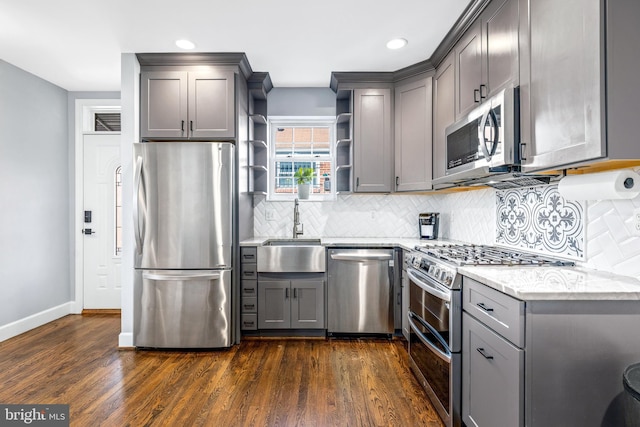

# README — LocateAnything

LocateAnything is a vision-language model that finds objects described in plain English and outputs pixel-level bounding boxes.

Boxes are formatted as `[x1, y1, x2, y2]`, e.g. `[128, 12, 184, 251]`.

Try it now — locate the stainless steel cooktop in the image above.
[407, 244, 575, 290]
[416, 244, 575, 267]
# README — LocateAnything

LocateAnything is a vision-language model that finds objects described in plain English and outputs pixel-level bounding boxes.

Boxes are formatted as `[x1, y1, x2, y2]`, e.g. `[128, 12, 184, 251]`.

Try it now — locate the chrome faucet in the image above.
[292, 198, 304, 238]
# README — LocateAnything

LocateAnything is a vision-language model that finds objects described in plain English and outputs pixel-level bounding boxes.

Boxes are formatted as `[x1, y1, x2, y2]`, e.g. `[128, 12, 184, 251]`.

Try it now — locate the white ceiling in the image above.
[0, 0, 470, 92]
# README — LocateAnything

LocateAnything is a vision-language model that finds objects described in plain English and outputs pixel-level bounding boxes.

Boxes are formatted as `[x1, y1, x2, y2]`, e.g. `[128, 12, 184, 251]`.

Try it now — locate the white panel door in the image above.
[83, 134, 121, 309]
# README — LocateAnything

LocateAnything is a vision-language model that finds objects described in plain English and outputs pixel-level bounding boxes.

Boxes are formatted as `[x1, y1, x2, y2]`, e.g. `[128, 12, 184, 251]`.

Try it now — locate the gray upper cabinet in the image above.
[521, 0, 640, 171]
[141, 71, 188, 139]
[455, 0, 520, 120]
[394, 77, 433, 192]
[455, 21, 483, 119]
[353, 88, 392, 193]
[141, 69, 235, 140]
[432, 53, 456, 184]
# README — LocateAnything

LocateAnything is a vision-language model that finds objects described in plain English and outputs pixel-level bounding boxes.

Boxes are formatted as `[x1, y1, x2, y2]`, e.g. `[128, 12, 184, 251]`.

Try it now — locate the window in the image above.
[115, 166, 122, 256]
[269, 117, 335, 200]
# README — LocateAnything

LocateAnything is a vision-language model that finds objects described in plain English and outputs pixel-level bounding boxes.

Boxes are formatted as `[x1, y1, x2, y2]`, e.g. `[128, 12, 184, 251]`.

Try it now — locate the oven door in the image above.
[407, 267, 461, 352]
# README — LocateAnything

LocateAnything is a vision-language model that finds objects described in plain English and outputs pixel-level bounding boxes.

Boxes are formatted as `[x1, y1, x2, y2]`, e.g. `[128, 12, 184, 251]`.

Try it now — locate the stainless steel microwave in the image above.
[434, 86, 520, 185]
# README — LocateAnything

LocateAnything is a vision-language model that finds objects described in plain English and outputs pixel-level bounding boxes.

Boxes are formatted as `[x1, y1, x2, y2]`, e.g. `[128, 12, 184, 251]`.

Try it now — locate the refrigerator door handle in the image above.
[142, 271, 222, 281]
[133, 155, 144, 255]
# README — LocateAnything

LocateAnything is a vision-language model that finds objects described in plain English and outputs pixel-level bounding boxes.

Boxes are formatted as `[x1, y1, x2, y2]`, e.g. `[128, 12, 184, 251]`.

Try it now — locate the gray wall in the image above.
[0, 60, 70, 325]
[267, 87, 336, 116]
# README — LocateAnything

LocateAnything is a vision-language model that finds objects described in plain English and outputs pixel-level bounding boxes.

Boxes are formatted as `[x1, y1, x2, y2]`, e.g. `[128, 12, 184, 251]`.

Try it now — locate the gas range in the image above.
[406, 243, 575, 290]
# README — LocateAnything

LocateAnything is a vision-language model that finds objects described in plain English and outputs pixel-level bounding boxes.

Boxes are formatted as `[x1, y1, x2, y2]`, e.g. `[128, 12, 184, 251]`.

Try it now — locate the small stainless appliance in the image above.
[406, 243, 573, 426]
[419, 213, 439, 239]
[433, 86, 520, 187]
[133, 142, 234, 349]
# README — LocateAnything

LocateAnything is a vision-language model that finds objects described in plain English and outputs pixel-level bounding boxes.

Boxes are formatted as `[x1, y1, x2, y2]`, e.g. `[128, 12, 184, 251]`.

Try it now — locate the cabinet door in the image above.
[188, 71, 236, 139]
[482, 0, 520, 98]
[258, 280, 290, 329]
[432, 53, 456, 183]
[141, 71, 188, 139]
[455, 22, 483, 119]
[353, 88, 392, 192]
[522, 0, 604, 171]
[291, 280, 325, 329]
[394, 77, 433, 192]
[462, 313, 523, 427]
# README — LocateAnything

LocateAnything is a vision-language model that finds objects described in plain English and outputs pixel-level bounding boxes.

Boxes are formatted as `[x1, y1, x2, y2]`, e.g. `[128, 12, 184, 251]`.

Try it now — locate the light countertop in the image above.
[459, 265, 640, 301]
[240, 237, 640, 301]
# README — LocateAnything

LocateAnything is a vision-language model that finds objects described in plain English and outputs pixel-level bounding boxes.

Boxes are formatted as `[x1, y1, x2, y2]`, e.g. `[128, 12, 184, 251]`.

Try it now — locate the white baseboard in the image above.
[0, 302, 73, 342]
[118, 332, 134, 348]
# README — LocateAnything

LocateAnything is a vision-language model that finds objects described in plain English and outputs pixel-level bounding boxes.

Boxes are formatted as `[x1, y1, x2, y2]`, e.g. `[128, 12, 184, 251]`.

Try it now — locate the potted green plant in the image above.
[294, 167, 314, 199]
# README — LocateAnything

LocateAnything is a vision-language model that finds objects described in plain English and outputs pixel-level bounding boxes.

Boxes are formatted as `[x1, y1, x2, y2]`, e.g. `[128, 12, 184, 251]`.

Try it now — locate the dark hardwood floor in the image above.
[0, 315, 444, 426]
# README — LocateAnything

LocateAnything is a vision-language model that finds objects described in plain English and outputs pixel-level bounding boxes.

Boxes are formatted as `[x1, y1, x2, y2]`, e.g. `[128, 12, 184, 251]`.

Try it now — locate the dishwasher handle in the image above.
[330, 252, 393, 262]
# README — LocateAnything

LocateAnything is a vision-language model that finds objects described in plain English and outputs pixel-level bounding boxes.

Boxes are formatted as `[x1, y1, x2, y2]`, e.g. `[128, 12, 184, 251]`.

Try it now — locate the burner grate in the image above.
[417, 244, 574, 267]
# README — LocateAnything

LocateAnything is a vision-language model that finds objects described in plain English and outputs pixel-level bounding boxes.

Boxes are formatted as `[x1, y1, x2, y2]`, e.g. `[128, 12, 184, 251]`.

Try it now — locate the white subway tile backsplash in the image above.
[253, 186, 640, 279]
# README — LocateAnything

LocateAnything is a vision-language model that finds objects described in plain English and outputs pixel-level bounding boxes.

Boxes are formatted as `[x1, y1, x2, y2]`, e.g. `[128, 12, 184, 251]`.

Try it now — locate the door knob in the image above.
[82, 228, 95, 235]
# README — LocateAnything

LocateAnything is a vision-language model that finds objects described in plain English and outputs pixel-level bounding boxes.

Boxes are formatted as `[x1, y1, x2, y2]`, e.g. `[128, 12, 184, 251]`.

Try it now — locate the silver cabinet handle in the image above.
[142, 271, 221, 281]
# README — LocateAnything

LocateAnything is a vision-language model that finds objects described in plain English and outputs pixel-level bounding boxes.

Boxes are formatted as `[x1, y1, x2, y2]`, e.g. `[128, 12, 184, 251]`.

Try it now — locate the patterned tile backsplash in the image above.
[496, 185, 585, 260]
[253, 186, 640, 280]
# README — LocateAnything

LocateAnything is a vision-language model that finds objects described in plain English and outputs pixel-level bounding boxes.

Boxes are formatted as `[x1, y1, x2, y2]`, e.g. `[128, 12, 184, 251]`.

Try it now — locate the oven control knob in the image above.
[443, 274, 452, 286]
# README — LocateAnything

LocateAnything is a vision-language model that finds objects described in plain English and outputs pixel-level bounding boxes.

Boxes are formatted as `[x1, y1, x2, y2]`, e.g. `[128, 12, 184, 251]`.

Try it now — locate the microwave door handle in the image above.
[487, 108, 499, 157]
[478, 108, 492, 160]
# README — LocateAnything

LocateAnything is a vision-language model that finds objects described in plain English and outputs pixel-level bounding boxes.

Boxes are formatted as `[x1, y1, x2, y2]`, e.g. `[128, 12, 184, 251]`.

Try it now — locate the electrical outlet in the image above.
[265, 209, 275, 221]
[634, 208, 640, 235]
[370, 210, 376, 220]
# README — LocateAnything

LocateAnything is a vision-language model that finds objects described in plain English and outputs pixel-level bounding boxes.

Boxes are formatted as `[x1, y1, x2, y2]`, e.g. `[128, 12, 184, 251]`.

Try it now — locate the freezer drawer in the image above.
[327, 248, 395, 334]
[134, 269, 231, 348]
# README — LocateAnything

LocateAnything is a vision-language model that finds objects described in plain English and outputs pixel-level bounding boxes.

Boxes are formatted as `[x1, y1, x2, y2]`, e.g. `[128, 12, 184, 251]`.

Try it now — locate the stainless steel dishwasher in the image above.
[327, 248, 395, 335]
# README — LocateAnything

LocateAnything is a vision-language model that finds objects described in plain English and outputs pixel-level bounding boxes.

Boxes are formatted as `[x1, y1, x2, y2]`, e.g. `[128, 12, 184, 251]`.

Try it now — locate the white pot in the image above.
[297, 183, 310, 199]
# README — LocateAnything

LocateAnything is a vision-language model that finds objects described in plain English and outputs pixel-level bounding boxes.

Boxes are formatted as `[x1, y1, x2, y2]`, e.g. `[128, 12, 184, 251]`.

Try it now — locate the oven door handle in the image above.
[407, 269, 451, 302]
[408, 312, 451, 363]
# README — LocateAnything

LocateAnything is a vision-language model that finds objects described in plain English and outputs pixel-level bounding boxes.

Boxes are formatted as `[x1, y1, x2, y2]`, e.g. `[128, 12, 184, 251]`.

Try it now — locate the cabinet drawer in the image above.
[463, 277, 525, 347]
[241, 263, 257, 280]
[241, 247, 257, 264]
[241, 314, 257, 330]
[242, 297, 257, 313]
[241, 280, 257, 296]
[463, 312, 524, 427]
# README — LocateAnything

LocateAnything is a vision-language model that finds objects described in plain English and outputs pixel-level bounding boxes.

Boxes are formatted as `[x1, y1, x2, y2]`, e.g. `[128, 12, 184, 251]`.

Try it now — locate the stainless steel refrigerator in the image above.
[133, 142, 233, 348]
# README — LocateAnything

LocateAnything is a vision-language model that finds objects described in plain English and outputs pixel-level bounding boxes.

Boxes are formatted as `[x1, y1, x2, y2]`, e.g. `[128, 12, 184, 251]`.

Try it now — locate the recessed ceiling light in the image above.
[175, 39, 195, 50]
[386, 38, 408, 50]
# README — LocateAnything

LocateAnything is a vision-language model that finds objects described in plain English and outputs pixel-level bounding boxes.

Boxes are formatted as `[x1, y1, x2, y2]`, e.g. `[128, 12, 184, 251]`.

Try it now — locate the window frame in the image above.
[267, 116, 336, 201]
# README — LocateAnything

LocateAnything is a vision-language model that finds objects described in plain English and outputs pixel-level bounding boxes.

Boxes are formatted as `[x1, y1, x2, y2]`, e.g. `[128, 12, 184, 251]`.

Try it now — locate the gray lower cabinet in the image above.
[394, 76, 433, 192]
[353, 88, 392, 193]
[258, 279, 325, 329]
[240, 247, 258, 331]
[141, 69, 235, 140]
[462, 313, 524, 427]
[462, 275, 640, 426]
